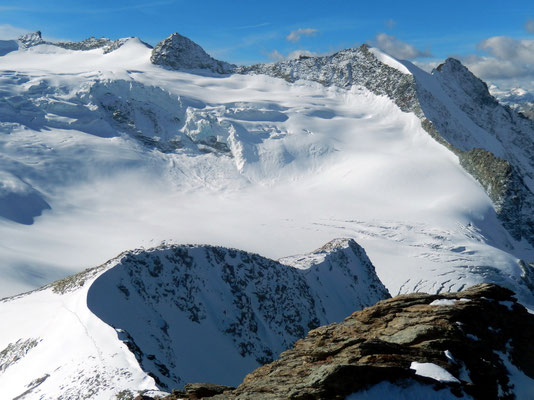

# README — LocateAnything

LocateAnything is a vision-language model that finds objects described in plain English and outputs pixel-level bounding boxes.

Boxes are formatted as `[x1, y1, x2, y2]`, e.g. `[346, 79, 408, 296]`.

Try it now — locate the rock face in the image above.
[86, 238, 389, 389]
[18, 31, 45, 48]
[150, 33, 235, 73]
[457, 148, 534, 243]
[154, 284, 534, 400]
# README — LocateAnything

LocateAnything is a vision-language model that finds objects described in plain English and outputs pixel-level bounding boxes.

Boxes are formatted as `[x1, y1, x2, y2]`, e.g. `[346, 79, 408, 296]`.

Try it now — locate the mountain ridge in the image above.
[0, 238, 389, 398]
[0, 30, 533, 303]
[234, 42, 534, 249]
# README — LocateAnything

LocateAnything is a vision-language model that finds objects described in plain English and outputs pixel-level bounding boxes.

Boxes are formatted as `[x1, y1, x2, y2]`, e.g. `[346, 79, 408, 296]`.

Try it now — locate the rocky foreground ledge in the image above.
[138, 283, 534, 400]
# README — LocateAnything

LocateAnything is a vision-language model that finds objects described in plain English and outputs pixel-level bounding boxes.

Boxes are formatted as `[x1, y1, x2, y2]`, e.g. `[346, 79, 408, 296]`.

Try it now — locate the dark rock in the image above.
[53, 36, 112, 50]
[184, 383, 235, 398]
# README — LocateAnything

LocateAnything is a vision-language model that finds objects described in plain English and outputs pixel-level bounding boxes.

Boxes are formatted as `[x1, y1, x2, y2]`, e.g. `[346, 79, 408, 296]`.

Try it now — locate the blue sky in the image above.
[1, 0, 534, 88]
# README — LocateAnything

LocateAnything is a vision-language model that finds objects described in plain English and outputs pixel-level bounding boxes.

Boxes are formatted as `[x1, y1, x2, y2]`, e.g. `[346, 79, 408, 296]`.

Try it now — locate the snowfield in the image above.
[1, 38, 532, 307]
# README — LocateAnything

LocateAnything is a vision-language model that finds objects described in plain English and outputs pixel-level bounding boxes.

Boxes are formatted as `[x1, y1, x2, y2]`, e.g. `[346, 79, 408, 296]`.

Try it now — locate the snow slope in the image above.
[0, 239, 388, 399]
[0, 34, 533, 310]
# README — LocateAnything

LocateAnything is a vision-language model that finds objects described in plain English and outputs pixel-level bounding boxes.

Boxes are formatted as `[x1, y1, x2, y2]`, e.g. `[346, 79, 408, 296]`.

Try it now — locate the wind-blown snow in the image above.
[368, 47, 412, 75]
[0, 37, 533, 312]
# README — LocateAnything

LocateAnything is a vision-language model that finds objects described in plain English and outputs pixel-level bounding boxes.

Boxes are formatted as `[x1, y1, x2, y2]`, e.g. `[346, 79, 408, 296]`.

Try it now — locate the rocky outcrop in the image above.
[151, 33, 235, 74]
[18, 31, 44, 48]
[151, 283, 533, 400]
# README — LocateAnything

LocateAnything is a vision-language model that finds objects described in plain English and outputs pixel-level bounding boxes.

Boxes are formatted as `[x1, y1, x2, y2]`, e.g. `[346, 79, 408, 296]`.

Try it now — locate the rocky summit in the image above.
[147, 284, 534, 400]
[150, 32, 235, 73]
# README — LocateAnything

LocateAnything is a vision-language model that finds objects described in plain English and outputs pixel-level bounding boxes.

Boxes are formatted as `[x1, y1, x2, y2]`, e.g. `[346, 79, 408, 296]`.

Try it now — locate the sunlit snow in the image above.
[0, 37, 532, 310]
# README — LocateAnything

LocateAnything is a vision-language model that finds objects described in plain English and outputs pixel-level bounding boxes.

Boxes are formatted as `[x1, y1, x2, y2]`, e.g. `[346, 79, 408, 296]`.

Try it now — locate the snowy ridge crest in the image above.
[238, 44, 419, 114]
[86, 239, 389, 389]
[14, 30, 150, 54]
[0, 239, 389, 398]
[238, 44, 534, 247]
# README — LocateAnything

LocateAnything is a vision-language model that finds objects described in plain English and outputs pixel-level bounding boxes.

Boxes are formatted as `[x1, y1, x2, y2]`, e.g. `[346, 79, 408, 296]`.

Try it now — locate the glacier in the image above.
[0, 34, 532, 306]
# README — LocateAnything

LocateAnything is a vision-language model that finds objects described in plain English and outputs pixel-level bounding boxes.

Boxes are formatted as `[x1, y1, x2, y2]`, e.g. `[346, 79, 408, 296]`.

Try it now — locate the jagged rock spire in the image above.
[18, 31, 44, 48]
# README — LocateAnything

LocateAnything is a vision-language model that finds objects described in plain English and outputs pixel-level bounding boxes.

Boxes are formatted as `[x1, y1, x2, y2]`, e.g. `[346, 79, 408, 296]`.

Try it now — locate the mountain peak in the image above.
[436, 56, 464, 71]
[150, 32, 235, 74]
[433, 57, 497, 106]
[18, 31, 44, 48]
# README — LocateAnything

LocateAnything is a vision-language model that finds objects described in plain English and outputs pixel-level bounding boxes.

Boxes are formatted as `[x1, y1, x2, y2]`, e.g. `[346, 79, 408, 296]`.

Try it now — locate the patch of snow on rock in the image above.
[430, 298, 471, 306]
[410, 362, 460, 383]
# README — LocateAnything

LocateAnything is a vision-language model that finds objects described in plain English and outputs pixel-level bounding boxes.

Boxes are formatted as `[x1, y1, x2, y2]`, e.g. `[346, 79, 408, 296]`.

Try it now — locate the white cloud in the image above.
[478, 35, 534, 61]
[525, 19, 534, 34]
[0, 24, 29, 40]
[286, 28, 318, 43]
[267, 50, 285, 61]
[373, 33, 431, 59]
[461, 36, 534, 81]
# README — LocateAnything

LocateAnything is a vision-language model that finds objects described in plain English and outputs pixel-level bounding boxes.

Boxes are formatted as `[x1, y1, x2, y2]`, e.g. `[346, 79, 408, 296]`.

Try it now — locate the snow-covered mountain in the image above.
[1, 29, 534, 398]
[490, 85, 534, 121]
[0, 238, 388, 399]
[240, 47, 534, 250]
[0, 31, 533, 309]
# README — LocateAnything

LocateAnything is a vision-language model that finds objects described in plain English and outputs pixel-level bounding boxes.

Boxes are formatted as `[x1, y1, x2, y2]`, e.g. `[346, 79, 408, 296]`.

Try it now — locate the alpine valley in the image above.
[0, 31, 533, 399]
